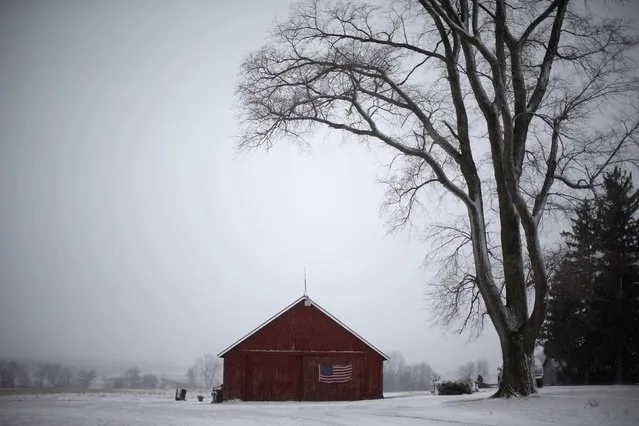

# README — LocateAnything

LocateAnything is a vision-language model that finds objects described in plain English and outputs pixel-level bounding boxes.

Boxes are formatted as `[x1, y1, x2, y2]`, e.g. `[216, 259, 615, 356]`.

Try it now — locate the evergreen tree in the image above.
[542, 201, 600, 384]
[594, 168, 639, 383]
[542, 167, 639, 384]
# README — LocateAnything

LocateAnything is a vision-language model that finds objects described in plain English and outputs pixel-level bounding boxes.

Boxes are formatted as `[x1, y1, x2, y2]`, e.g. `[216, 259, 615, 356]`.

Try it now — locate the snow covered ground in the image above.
[1, 386, 637, 425]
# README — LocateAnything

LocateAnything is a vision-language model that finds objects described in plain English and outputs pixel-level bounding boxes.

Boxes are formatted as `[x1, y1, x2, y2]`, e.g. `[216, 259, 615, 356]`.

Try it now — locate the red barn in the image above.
[217, 295, 388, 401]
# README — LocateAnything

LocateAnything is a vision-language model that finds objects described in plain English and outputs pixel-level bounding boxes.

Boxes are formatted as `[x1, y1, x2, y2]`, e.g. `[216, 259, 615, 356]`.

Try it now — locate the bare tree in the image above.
[458, 361, 476, 379]
[383, 351, 438, 391]
[186, 367, 198, 388]
[236, 0, 639, 397]
[196, 354, 222, 390]
[0, 361, 30, 388]
[35, 364, 72, 388]
[475, 357, 490, 378]
[101, 375, 114, 391]
[458, 357, 489, 380]
[76, 369, 97, 390]
[383, 351, 407, 391]
[123, 367, 141, 389]
[384, 351, 407, 376]
[141, 374, 159, 389]
[34, 366, 46, 388]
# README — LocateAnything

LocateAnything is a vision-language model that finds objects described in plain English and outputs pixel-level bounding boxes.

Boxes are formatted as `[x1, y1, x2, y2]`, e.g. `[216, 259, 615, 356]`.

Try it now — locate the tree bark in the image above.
[616, 275, 624, 384]
[493, 331, 536, 397]
[615, 353, 623, 385]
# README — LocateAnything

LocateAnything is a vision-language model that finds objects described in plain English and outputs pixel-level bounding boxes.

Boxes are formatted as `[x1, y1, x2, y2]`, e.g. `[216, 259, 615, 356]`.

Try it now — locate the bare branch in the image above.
[236, 0, 639, 396]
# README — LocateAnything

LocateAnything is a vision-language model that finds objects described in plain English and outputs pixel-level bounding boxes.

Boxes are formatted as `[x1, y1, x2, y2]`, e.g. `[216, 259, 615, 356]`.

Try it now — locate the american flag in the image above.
[318, 364, 353, 383]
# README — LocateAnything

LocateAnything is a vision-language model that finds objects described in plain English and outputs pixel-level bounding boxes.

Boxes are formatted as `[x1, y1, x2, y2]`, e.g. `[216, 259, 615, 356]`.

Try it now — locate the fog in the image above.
[2, 0, 532, 378]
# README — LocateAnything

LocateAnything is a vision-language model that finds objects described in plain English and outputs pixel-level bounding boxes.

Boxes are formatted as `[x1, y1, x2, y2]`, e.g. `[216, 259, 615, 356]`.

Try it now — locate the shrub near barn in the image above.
[436, 379, 475, 396]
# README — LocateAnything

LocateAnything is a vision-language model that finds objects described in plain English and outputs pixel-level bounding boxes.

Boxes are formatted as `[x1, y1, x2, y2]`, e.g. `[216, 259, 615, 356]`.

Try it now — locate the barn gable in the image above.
[217, 296, 389, 360]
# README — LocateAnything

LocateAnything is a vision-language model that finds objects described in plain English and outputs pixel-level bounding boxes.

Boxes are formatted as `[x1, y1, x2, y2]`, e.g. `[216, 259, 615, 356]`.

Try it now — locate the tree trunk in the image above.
[616, 275, 624, 385]
[615, 353, 623, 385]
[493, 332, 536, 397]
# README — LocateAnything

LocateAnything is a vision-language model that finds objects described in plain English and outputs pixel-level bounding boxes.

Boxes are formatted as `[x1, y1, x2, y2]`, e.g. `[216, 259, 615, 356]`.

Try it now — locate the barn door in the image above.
[246, 354, 300, 401]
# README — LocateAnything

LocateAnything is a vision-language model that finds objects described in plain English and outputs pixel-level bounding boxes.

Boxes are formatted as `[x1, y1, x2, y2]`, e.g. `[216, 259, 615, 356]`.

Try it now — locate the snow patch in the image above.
[0, 386, 637, 425]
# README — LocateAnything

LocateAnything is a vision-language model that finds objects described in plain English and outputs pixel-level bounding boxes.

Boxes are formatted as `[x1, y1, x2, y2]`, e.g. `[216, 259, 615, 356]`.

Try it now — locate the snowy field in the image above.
[1, 386, 638, 425]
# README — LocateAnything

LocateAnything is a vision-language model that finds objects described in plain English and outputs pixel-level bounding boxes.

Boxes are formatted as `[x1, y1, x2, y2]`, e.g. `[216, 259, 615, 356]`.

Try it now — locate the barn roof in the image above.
[217, 296, 389, 360]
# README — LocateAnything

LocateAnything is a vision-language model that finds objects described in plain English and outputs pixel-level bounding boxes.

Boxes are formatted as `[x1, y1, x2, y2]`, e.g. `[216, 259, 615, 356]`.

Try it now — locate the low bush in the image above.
[436, 378, 474, 395]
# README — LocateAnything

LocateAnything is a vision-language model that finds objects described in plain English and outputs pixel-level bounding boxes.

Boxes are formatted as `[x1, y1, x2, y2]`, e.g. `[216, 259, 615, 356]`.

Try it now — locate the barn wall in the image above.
[366, 353, 384, 398]
[222, 352, 246, 401]
[233, 351, 382, 401]
[221, 300, 385, 401]
[301, 354, 363, 401]
[233, 301, 375, 353]
[245, 353, 301, 401]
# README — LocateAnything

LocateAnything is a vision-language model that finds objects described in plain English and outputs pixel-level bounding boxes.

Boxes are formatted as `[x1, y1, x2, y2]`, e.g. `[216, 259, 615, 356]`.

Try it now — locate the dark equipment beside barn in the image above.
[217, 295, 388, 402]
[211, 384, 223, 403]
[174, 388, 187, 401]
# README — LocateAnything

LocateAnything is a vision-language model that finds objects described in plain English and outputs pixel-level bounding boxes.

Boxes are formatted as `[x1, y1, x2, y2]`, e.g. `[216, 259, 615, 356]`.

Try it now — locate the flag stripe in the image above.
[318, 364, 353, 383]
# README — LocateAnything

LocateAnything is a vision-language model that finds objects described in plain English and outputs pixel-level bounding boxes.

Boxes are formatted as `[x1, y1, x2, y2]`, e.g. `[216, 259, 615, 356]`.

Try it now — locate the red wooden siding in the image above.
[301, 354, 363, 401]
[220, 298, 385, 401]
[246, 354, 300, 401]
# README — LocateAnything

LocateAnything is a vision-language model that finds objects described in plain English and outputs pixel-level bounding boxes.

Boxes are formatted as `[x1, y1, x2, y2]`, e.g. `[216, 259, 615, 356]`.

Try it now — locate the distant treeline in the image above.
[4, 352, 448, 393]
[456, 358, 490, 383]
[0, 355, 223, 392]
[103, 367, 160, 390]
[0, 360, 162, 390]
[0, 360, 98, 390]
[383, 351, 438, 392]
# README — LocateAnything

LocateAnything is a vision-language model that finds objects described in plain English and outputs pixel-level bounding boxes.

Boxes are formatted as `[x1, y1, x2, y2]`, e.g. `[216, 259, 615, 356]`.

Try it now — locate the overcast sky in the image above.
[1, 0, 636, 377]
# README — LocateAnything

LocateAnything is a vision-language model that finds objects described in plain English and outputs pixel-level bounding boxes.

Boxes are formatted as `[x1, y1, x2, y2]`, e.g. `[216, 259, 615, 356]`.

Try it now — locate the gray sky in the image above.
[2, 0, 579, 377]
